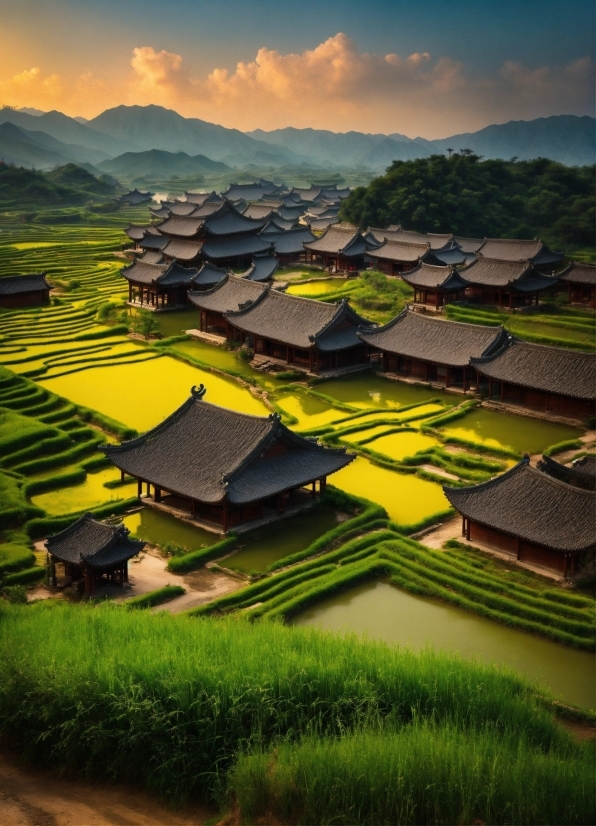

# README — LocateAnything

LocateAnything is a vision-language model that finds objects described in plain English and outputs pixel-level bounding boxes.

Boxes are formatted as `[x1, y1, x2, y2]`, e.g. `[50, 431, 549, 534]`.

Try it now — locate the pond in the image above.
[285, 279, 353, 297]
[332, 456, 448, 526]
[30, 467, 137, 514]
[352, 430, 441, 461]
[222, 506, 339, 573]
[122, 508, 217, 551]
[441, 408, 583, 455]
[317, 374, 454, 410]
[40, 355, 269, 431]
[275, 391, 348, 429]
[293, 580, 596, 711]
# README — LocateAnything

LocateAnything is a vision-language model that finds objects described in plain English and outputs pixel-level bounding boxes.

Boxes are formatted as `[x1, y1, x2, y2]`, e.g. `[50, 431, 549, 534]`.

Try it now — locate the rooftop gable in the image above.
[188, 273, 269, 313]
[477, 238, 563, 264]
[45, 513, 145, 568]
[401, 262, 470, 291]
[0, 273, 50, 295]
[560, 262, 596, 285]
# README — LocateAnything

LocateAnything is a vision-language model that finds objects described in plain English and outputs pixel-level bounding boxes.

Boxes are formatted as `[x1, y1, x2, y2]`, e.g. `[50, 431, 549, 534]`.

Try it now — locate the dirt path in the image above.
[0, 750, 213, 826]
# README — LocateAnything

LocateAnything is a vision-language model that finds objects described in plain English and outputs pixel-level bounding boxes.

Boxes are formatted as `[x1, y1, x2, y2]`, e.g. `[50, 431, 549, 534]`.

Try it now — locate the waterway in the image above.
[441, 408, 582, 455]
[275, 391, 348, 429]
[122, 508, 217, 551]
[317, 374, 455, 410]
[294, 580, 596, 710]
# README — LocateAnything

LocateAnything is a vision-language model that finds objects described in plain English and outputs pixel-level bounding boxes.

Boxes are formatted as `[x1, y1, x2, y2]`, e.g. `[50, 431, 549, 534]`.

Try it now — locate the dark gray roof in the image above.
[139, 234, 169, 251]
[358, 309, 505, 367]
[102, 390, 352, 506]
[560, 262, 596, 286]
[125, 224, 152, 241]
[460, 258, 533, 288]
[264, 226, 316, 255]
[188, 202, 224, 219]
[227, 291, 373, 351]
[261, 217, 298, 233]
[243, 204, 275, 220]
[477, 238, 563, 265]
[166, 202, 200, 216]
[162, 239, 202, 262]
[277, 206, 307, 221]
[308, 217, 340, 232]
[367, 228, 452, 250]
[149, 206, 170, 219]
[185, 191, 223, 205]
[203, 205, 266, 236]
[138, 251, 165, 265]
[453, 236, 484, 253]
[304, 224, 367, 257]
[120, 260, 199, 288]
[538, 454, 596, 491]
[432, 247, 476, 267]
[157, 216, 204, 238]
[191, 262, 228, 288]
[0, 273, 50, 295]
[224, 182, 283, 202]
[367, 239, 430, 263]
[119, 189, 153, 205]
[45, 513, 144, 568]
[188, 273, 268, 313]
[291, 186, 322, 202]
[306, 204, 341, 218]
[444, 459, 596, 552]
[238, 254, 279, 282]
[202, 235, 272, 261]
[472, 338, 596, 401]
[401, 262, 470, 292]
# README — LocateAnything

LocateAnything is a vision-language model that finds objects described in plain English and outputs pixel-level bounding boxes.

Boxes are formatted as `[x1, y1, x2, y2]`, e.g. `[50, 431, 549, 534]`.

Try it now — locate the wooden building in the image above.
[458, 258, 560, 307]
[472, 338, 595, 419]
[0, 273, 51, 309]
[118, 188, 153, 206]
[444, 457, 595, 576]
[559, 262, 596, 308]
[45, 514, 145, 596]
[401, 263, 470, 307]
[121, 260, 199, 310]
[188, 274, 269, 338]
[263, 226, 315, 265]
[365, 240, 441, 275]
[475, 238, 563, 271]
[223, 180, 286, 203]
[358, 309, 506, 390]
[304, 224, 371, 272]
[191, 262, 228, 290]
[103, 385, 353, 533]
[538, 454, 596, 491]
[237, 253, 279, 282]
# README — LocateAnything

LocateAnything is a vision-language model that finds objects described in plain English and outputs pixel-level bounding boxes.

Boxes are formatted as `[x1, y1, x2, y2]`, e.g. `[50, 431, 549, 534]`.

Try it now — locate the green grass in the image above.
[123, 584, 185, 609]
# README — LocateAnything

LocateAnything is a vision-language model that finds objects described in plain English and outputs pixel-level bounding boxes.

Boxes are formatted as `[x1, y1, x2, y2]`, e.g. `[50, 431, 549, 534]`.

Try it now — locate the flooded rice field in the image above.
[285, 278, 352, 297]
[352, 430, 441, 460]
[294, 580, 596, 710]
[122, 508, 217, 551]
[317, 374, 455, 410]
[275, 390, 348, 429]
[31, 468, 137, 514]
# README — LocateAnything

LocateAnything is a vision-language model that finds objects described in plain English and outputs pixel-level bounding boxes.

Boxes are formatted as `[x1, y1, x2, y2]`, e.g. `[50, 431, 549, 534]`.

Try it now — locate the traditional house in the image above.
[226, 289, 375, 374]
[188, 274, 269, 338]
[472, 337, 595, 418]
[459, 258, 559, 307]
[401, 263, 470, 308]
[118, 188, 153, 206]
[307, 216, 340, 232]
[161, 239, 202, 264]
[444, 457, 595, 576]
[366, 240, 440, 275]
[0, 273, 51, 309]
[559, 262, 596, 308]
[121, 260, 199, 309]
[191, 262, 228, 291]
[45, 513, 145, 596]
[366, 228, 453, 250]
[102, 386, 353, 533]
[264, 226, 316, 265]
[538, 454, 596, 491]
[358, 309, 506, 390]
[261, 217, 298, 233]
[304, 224, 371, 272]
[475, 238, 563, 270]
[124, 224, 162, 251]
[223, 180, 286, 202]
[184, 191, 223, 206]
[453, 237, 484, 254]
[237, 253, 279, 282]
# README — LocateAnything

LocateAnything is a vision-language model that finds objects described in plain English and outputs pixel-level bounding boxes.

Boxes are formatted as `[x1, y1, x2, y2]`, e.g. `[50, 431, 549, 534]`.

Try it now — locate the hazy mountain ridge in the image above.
[96, 148, 230, 178]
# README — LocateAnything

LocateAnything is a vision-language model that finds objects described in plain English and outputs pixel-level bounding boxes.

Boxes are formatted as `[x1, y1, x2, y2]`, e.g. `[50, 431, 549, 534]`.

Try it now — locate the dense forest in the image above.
[340, 153, 595, 250]
[0, 163, 119, 208]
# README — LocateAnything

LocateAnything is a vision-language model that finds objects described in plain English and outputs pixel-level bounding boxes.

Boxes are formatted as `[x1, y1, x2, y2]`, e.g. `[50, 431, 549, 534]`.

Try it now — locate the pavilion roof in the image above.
[432, 247, 476, 267]
[227, 290, 374, 351]
[203, 204, 266, 236]
[237, 254, 279, 282]
[157, 215, 204, 238]
[277, 206, 307, 221]
[243, 203, 275, 220]
[120, 260, 199, 287]
[184, 191, 222, 205]
[559, 262, 596, 286]
[138, 251, 165, 265]
[401, 262, 470, 291]
[125, 224, 152, 241]
[188, 273, 269, 313]
[202, 234, 272, 261]
[191, 262, 228, 288]
[166, 202, 200, 216]
[459, 258, 542, 288]
[260, 217, 298, 233]
[45, 514, 145, 568]
[149, 206, 170, 219]
[367, 239, 431, 263]
[304, 224, 368, 257]
[358, 309, 505, 367]
[138, 234, 170, 251]
[453, 236, 484, 253]
[308, 217, 340, 232]
[264, 226, 315, 255]
[367, 228, 453, 250]
[306, 204, 341, 217]
[0, 273, 51, 296]
[102, 389, 352, 506]
[538, 454, 596, 491]
[119, 189, 153, 205]
[477, 238, 563, 265]
[290, 186, 322, 202]
[223, 181, 284, 202]
[444, 459, 596, 552]
[472, 338, 596, 401]
[162, 239, 202, 262]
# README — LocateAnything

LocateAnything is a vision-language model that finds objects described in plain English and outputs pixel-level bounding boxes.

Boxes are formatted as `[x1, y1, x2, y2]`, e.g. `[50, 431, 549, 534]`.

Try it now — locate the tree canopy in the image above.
[340, 153, 595, 250]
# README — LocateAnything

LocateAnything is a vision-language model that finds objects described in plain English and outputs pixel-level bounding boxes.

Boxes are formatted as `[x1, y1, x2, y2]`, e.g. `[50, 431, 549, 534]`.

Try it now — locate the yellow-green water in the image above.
[30, 468, 137, 514]
[223, 507, 339, 573]
[122, 508, 217, 550]
[293, 580, 596, 711]
[40, 355, 269, 431]
[318, 374, 454, 410]
[332, 456, 448, 525]
[275, 391, 347, 429]
[285, 279, 352, 297]
[355, 430, 441, 460]
[441, 408, 583, 455]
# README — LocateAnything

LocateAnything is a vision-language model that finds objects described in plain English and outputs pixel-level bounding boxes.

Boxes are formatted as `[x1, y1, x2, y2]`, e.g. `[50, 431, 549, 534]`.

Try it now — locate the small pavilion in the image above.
[304, 224, 371, 272]
[45, 514, 145, 596]
[118, 189, 153, 206]
[121, 260, 199, 310]
[188, 274, 269, 339]
[474, 238, 563, 271]
[0, 273, 51, 309]
[458, 258, 560, 307]
[401, 263, 470, 308]
[102, 386, 353, 533]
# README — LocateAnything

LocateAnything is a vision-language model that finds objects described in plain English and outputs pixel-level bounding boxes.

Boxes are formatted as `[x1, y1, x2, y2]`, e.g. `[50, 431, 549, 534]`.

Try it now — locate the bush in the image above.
[3, 566, 45, 586]
[1, 585, 28, 604]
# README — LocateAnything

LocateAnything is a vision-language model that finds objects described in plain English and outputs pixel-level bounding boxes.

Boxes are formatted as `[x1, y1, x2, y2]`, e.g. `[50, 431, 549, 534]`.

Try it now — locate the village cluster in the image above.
[1, 179, 594, 596]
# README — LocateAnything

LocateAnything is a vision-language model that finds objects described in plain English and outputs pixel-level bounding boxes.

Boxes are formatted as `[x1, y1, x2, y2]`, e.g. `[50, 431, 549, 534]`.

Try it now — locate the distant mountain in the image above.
[0, 121, 111, 170]
[0, 162, 118, 207]
[87, 105, 310, 167]
[17, 107, 46, 117]
[97, 148, 230, 180]
[415, 116, 596, 167]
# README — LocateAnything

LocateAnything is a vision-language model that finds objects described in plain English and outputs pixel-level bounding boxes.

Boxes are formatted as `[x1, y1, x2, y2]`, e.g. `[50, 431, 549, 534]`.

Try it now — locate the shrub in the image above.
[3, 566, 45, 586]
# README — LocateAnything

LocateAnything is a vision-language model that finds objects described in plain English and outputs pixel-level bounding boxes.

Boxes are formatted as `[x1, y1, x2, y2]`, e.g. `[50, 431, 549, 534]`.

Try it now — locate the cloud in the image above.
[0, 35, 593, 135]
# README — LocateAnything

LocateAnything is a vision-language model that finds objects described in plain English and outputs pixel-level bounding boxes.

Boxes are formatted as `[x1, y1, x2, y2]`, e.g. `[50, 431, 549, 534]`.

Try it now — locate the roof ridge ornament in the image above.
[268, 412, 281, 422]
[191, 384, 207, 399]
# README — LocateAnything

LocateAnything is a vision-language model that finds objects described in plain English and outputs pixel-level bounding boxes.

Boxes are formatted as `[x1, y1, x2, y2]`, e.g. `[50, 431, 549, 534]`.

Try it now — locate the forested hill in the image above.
[340, 154, 595, 251]
[0, 163, 119, 208]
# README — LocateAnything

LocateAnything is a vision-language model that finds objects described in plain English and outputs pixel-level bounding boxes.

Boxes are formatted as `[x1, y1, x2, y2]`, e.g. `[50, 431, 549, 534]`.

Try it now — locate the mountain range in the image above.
[1, 105, 593, 177]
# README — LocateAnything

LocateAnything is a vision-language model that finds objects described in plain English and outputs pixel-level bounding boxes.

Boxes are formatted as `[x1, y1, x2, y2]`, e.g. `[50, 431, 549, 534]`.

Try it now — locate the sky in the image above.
[0, 0, 594, 137]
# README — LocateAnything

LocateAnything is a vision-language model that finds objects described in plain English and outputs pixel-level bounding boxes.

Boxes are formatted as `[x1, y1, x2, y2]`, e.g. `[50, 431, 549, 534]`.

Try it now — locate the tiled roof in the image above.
[453, 236, 484, 253]
[191, 262, 228, 288]
[157, 216, 204, 238]
[358, 309, 505, 367]
[472, 338, 596, 401]
[138, 251, 165, 265]
[261, 217, 298, 233]
[444, 459, 596, 552]
[460, 258, 533, 287]
[125, 225, 152, 241]
[188, 202, 223, 219]
[291, 186, 322, 202]
[560, 262, 596, 286]
[119, 189, 153, 205]
[401, 262, 470, 291]
[224, 182, 283, 202]
[432, 247, 476, 267]
[304, 224, 367, 256]
[103, 391, 352, 506]
[120, 261, 198, 287]
[308, 217, 340, 232]
[367, 239, 430, 263]
[238, 254, 279, 282]
[162, 239, 202, 262]
[203, 205, 266, 236]
[184, 191, 222, 205]
[0, 273, 51, 295]
[243, 204, 274, 220]
[138, 234, 169, 251]
[538, 454, 596, 491]
[306, 204, 341, 217]
[149, 207, 170, 219]
[45, 513, 145, 568]
[264, 226, 316, 255]
[477, 238, 563, 264]
[227, 290, 373, 351]
[277, 206, 307, 221]
[188, 274, 268, 313]
[202, 235, 272, 261]
[367, 228, 452, 250]
[167, 202, 200, 216]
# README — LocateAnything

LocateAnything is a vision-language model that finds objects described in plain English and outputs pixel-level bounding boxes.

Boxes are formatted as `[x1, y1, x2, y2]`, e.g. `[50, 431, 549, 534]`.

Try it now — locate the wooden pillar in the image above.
[445, 367, 451, 388]
[436, 291, 440, 310]
[500, 382, 504, 402]
[315, 351, 319, 375]
[563, 554, 568, 578]
[546, 392, 550, 413]
[466, 518, 471, 541]
[121, 470, 125, 482]
[309, 350, 313, 373]
[320, 477, 327, 494]
[124, 561, 129, 583]
[137, 479, 142, 498]
[488, 378, 493, 399]
[222, 503, 229, 534]
[311, 481, 316, 498]
[154, 487, 161, 503]
[146, 482, 151, 496]
[191, 500, 196, 519]
[516, 537, 521, 560]
[425, 362, 429, 381]
[129, 284, 133, 302]
[463, 366, 467, 391]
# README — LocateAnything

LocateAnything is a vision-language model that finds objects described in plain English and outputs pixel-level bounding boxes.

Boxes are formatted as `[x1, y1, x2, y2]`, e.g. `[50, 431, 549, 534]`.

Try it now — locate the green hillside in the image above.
[0, 163, 119, 209]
